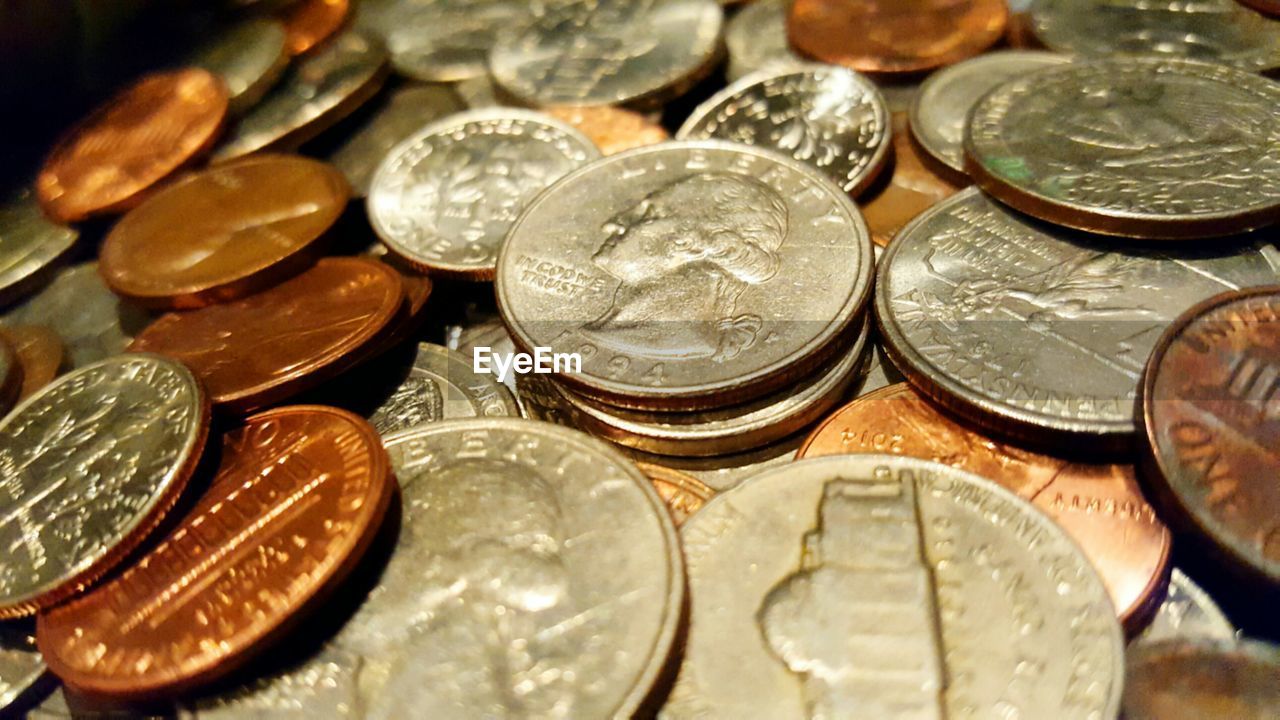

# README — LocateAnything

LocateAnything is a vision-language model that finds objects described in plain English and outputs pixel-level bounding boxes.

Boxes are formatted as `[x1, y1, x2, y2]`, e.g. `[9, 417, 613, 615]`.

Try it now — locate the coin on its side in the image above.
[366, 342, 519, 434]
[0, 621, 43, 713]
[678, 64, 891, 197]
[858, 113, 961, 248]
[100, 155, 349, 309]
[384, 0, 531, 82]
[875, 188, 1280, 452]
[0, 355, 209, 618]
[37, 406, 393, 698]
[637, 462, 715, 526]
[192, 18, 290, 115]
[496, 141, 875, 410]
[0, 325, 64, 401]
[965, 57, 1280, 239]
[369, 109, 600, 280]
[545, 105, 669, 156]
[1124, 639, 1280, 719]
[1140, 285, 1280, 587]
[725, 0, 802, 82]
[0, 190, 78, 307]
[1135, 568, 1236, 646]
[663, 454, 1123, 718]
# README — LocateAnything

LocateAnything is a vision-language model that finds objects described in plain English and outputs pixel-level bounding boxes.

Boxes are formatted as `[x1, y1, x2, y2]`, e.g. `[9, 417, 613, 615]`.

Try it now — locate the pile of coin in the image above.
[0, 0, 1278, 717]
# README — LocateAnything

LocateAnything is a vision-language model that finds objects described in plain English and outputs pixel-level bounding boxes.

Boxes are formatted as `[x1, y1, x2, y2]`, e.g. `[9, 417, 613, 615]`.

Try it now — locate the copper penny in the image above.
[858, 113, 961, 248]
[100, 155, 348, 310]
[1141, 286, 1280, 587]
[0, 324, 64, 401]
[0, 331, 22, 415]
[36, 69, 228, 223]
[799, 382, 1172, 629]
[787, 0, 1009, 75]
[637, 462, 715, 526]
[282, 0, 349, 55]
[128, 257, 403, 413]
[544, 106, 670, 156]
[37, 405, 394, 698]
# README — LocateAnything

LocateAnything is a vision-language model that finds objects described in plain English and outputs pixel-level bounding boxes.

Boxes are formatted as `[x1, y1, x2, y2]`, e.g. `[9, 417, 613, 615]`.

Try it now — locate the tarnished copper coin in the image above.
[0, 332, 21, 415]
[37, 405, 393, 698]
[282, 0, 349, 55]
[637, 462, 715, 526]
[1141, 286, 1280, 587]
[799, 383, 1172, 629]
[787, 0, 1008, 75]
[858, 113, 961, 248]
[1124, 639, 1280, 719]
[544, 106, 670, 156]
[36, 69, 229, 223]
[0, 324, 64, 401]
[129, 257, 403, 413]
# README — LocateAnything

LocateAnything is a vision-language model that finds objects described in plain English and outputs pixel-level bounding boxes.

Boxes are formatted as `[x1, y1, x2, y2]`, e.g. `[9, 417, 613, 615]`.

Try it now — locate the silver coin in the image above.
[965, 57, 1280, 239]
[1029, 0, 1280, 74]
[384, 0, 531, 82]
[0, 620, 43, 712]
[909, 50, 1069, 180]
[0, 354, 208, 616]
[0, 190, 77, 308]
[369, 108, 600, 279]
[724, 0, 803, 82]
[875, 188, 1280, 451]
[663, 454, 1124, 718]
[495, 140, 875, 409]
[1134, 568, 1236, 646]
[326, 84, 466, 197]
[1124, 638, 1280, 719]
[620, 434, 800, 492]
[678, 64, 892, 196]
[214, 31, 389, 161]
[489, 0, 723, 107]
[191, 18, 290, 115]
[366, 342, 519, 434]
[184, 418, 683, 719]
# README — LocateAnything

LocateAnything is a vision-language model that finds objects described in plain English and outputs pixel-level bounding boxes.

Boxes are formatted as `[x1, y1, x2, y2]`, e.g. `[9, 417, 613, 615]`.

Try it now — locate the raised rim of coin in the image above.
[0, 190, 79, 307]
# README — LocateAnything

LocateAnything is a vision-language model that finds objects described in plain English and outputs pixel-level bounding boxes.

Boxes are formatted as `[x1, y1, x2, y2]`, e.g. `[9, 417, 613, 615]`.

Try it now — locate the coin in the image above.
[1140, 285, 1280, 587]
[36, 69, 229, 223]
[859, 113, 962, 248]
[1135, 568, 1237, 645]
[100, 155, 349, 309]
[213, 32, 388, 161]
[677, 65, 892, 197]
[0, 325, 64, 401]
[0, 621, 43, 712]
[369, 109, 600, 280]
[664, 454, 1123, 718]
[324, 84, 466, 197]
[965, 57, 1280, 239]
[787, 0, 1009, 75]
[0, 190, 78, 307]
[489, 0, 723, 107]
[365, 342, 519, 434]
[0, 335, 20, 415]
[383, 0, 531, 82]
[192, 18, 290, 115]
[496, 141, 875, 410]
[0, 354, 209, 618]
[724, 0, 803, 82]
[129, 257, 403, 413]
[637, 462, 714, 526]
[909, 50, 1069, 182]
[282, 0, 349, 56]
[1239, 0, 1280, 17]
[545, 105, 670, 156]
[875, 188, 1280, 452]
[1029, 0, 1280, 74]
[37, 405, 393, 698]
[1123, 638, 1280, 719]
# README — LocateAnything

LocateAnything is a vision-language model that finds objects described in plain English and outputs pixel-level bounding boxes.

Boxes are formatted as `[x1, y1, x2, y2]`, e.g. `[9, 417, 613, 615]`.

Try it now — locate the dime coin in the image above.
[0, 355, 209, 618]
[0, 190, 78, 307]
[725, 0, 803, 82]
[365, 342, 519, 434]
[545, 105, 670, 156]
[875, 188, 1280, 451]
[1135, 568, 1237, 646]
[369, 109, 600, 280]
[1123, 638, 1280, 719]
[1140, 285, 1280, 586]
[100, 154, 349, 309]
[0, 325, 64, 401]
[637, 462, 715, 526]
[37, 406, 393, 698]
[0, 335, 20, 415]
[282, 0, 349, 56]
[664, 454, 1123, 718]
[192, 18, 290, 115]
[496, 141, 875, 410]
[489, 0, 724, 107]
[1029, 0, 1280, 74]
[129, 257, 403, 413]
[909, 50, 1069, 182]
[859, 113, 961, 248]
[0, 621, 44, 712]
[214, 32, 388, 161]
[36, 69, 228, 223]
[677, 64, 892, 197]
[965, 58, 1280, 239]
[324, 84, 466, 197]
[788, 0, 1009, 75]
[798, 382, 1171, 628]
[383, 0, 531, 82]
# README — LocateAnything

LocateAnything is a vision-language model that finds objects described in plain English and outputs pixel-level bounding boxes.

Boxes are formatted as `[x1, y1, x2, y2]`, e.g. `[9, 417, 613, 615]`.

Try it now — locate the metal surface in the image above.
[366, 342, 519, 434]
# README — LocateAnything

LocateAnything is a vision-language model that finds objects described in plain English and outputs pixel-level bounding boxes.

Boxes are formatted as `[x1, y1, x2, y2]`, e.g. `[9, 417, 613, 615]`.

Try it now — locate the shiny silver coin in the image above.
[0, 190, 77, 308]
[1134, 568, 1236, 646]
[489, 0, 723, 107]
[678, 64, 892, 196]
[663, 454, 1124, 718]
[909, 50, 1069, 181]
[1030, 0, 1280, 74]
[383, 0, 531, 82]
[366, 342, 519, 434]
[965, 57, 1280, 239]
[1124, 638, 1280, 719]
[191, 18, 290, 115]
[0, 621, 43, 712]
[875, 188, 1280, 452]
[369, 108, 599, 280]
[724, 0, 803, 82]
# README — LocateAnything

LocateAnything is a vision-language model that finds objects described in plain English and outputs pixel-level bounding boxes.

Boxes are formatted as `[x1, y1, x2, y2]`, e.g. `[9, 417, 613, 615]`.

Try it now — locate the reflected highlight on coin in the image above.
[192, 18, 290, 115]
[1123, 639, 1280, 720]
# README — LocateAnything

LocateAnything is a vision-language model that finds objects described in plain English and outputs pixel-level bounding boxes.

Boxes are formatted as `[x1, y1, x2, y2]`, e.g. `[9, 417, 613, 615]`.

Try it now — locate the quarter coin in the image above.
[191, 18, 290, 115]
[281, 0, 349, 56]
[1135, 568, 1237, 645]
[1123, 639, 1280, 719]
[365, 342, 520, 435]
[0, 190, 78, 307]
